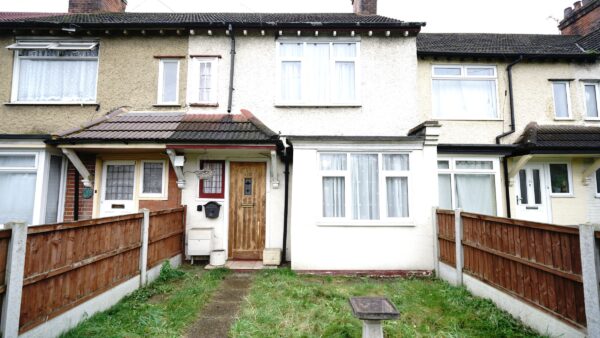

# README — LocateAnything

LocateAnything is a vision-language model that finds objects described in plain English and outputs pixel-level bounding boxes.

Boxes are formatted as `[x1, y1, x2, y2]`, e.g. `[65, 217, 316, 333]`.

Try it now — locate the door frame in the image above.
[515, 162, 553, 223]
[99, 160, 138, 217]
[224, 158, 271, 260]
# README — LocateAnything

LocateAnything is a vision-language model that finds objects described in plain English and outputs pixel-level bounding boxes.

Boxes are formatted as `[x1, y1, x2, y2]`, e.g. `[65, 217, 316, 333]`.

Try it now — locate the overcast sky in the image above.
[3, 0, 573, 34]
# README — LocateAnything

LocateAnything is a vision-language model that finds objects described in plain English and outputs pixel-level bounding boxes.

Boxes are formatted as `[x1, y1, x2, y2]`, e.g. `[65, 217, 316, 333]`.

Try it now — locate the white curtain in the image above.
[386, 177, 408, 217]
[432, 79, 497, 118]
[334, 62, 355, 102]
[323, 177, 345, 217]
[44, 156, 62, 224]
[553, 82, 569, 118]
[281, 61, 301, 101]
[199, 62, 212, 102]
[438, 174, 452, 209]
[202, 162, 223, 194]
[320, 154, 346, 170]
[0, 172, 36, 224]
[383, 154, 408, 171]
[351, 154, 379, 220]
[455, 174, 497, 215]
[0, 154, 35, 167]
[305, 43, 329, 102]
[585, 84, 598, 118]
[18, 59, 98, 102]
[455, 160, 493, 170]
[161, 61, 178, 103]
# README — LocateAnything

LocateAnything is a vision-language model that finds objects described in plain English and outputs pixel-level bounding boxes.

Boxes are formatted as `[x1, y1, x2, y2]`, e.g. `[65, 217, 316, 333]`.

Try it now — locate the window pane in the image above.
[552, 82, 569, 118]
[279, 43, 303, 57]
[466, 67, 494, 76]
[437, 160, 450, 169]
[432, 79, 497, 118]
[199, 62, 212, 102]
[333, 43, 356, 58]
[549, 164, 570, 193]
[456, 160, 493, 170]
[596, 169, 600, 194]
[320, 154, 347, 170]
[455, 174, 497, 215]
[438, 174, 452, 209]
[281, 61, 301, 101]
[202, 162, 224, 195]
[333, 61, 356, 102]
[518, 170, 528, 205]
[143, 162, 163, 194]
[323, 177, 345, 217]
[305, 43, 330, 102]
[45, 155, 62, 224]
[386, 177, 408, 217]
[434, 67, 461, 76]
[585, 84, 599, 118]
[533, 169, 542, 204]
[105, 164, 135, 200]
[0, 155, 36, 168]
[161, 60, 178, 103]
[351, 154, 379, 220]
[383, 154, 409, 171]
[0, 172, 36, 224]
[18, 59, 98, 102]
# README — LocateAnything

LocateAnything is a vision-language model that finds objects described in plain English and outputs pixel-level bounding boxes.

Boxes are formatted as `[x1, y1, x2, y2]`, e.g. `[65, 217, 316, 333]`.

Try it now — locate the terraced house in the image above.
[0, 0, 598, 274]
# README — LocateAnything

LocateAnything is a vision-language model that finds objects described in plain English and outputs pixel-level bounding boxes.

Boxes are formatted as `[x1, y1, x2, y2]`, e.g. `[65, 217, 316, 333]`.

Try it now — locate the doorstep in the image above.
[205, 260, 278, 271]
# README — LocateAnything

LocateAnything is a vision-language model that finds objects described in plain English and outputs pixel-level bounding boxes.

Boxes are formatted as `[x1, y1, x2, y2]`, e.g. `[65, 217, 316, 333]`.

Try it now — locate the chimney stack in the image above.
[352, 0, 377, 15]
[68, 0, 127, 13]
[559, 0, 600, 35]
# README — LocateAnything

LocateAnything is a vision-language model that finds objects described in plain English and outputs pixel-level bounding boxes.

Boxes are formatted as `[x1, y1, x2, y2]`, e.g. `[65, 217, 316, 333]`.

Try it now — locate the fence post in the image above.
[140, 209, 150, 286]
[454, 209, 463, 286]
[1, 222, 27, 338]
[579, 224, 600, 337]
[432, 207, 440, 276]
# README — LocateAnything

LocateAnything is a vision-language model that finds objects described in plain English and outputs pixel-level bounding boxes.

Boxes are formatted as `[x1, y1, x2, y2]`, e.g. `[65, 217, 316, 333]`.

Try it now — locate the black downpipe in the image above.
[502, 158, 511, 218]
[495, 56, 523, 145]
[74, 171, 80, 221]
[227, 24, 236, 113]
[281, 144, 291, 265]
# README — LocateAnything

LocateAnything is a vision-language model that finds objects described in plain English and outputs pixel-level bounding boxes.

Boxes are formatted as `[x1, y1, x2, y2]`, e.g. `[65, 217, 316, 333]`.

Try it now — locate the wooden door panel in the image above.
[228, 162, 266, 260]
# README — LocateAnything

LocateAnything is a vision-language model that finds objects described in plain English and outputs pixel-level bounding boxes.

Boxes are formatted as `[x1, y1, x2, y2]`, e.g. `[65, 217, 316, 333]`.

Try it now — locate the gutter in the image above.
[227, 23, 236, 113]
[0, 134, 51, 140]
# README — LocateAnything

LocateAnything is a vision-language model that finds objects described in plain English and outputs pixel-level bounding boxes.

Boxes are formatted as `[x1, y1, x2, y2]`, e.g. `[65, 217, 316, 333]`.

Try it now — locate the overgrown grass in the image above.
[230, 269, 542, 338]
[61, 262, 228, 338]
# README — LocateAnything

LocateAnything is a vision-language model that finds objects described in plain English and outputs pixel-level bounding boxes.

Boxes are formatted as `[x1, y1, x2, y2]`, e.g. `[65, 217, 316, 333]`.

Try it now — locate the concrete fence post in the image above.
[1, 222, 28, 338]
[579, 224, 600, 337]
[140, 209, 150, 286]
[454, 209, 463, 286]
[432, 207, 440, 277]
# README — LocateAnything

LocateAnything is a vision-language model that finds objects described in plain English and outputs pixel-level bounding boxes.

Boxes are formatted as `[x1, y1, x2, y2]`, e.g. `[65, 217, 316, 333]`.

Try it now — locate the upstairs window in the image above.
[8, 41, 99, 103]
[188, 57, 218, 105]
[552, 81, 571, 119]
[277, 41, 359, 105]
[584, 82, 600, 119]
[432, 65, 498, 119]
[157, 59, 180, 105]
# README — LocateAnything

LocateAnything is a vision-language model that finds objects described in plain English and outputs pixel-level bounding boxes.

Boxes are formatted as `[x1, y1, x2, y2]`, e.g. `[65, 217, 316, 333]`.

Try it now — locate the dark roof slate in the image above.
[515, 123, 600, 149]
[578, 28, 600, 52]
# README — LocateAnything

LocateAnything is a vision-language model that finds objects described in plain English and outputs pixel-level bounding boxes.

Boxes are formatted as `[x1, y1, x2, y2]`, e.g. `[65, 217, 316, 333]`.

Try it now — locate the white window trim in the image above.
[187, 56, 219, 105]
[437, 156, 502, 215]
[10, 40, 100, 104]
[546, 161, 574, 197]
[156, 59, 180, 105]
[583, 82, 600, 120]
[431, 64, 500, 121]
[317, 151, 413, 227]
[551, 81, 573, 120]
[139, 160, 168, 199]
[275, 38, 361, 107]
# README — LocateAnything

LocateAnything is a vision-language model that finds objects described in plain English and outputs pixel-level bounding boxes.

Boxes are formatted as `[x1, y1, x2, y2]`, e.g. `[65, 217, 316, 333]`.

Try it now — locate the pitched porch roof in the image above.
[514, 122, 600, 153]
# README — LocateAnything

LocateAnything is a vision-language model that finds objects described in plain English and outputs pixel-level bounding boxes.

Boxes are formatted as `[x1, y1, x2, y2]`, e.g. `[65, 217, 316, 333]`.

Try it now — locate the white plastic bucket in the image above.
[210, 249, 226, 266]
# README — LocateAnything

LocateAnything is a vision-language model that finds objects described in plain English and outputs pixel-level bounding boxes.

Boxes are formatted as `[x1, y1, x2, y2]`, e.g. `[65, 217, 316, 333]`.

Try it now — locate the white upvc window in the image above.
[8, 40, 99, 104]
[432, 65, 498, 120]
[188, 57, 218, 105]
[551, 81, 572, 119]
[277, 39, 360, 106]
[0, 153, 38, 225]
[157, 59, 180, 105]
[584, 82, 600, 119]
[548, 162, 573, 196]
[319, 152, 410, 224]
[140, 160, 168, 198]
[437, 157, 501, 216]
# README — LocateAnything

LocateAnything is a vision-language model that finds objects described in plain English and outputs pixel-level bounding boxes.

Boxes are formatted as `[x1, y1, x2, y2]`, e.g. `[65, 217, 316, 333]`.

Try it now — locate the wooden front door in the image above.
[228, 162, 266, 260]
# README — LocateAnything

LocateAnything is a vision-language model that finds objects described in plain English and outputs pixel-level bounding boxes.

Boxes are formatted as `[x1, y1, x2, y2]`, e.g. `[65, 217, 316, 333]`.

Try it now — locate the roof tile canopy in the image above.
[515, 122, 600, 151]
[55, 109, 279, 144]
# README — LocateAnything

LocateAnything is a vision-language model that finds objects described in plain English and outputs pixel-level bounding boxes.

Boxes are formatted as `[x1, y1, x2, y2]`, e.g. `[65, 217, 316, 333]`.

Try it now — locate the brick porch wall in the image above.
[63, 155, 96, 222]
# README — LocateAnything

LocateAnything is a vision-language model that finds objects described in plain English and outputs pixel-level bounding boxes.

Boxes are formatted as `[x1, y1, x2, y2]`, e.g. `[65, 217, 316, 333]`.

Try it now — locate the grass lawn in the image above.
[61, 262, 228, 338]
[230, 269, 542, 338]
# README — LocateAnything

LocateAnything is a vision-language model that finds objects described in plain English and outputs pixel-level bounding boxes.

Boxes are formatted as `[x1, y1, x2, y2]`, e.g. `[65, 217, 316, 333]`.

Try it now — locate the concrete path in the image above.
[185, 273, 253, 338]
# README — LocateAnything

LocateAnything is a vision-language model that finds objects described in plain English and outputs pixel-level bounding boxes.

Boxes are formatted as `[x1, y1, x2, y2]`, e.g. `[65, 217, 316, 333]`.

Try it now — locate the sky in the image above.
[1, 0, 573, 34]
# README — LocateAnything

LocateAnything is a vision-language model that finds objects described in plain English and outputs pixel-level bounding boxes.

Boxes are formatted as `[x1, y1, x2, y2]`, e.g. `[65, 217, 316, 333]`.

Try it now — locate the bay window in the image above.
[320, 152, 410, 222]
[432, 65, 498, 119]
[278, 40, 359, 105]
[8, 41, 99, 103]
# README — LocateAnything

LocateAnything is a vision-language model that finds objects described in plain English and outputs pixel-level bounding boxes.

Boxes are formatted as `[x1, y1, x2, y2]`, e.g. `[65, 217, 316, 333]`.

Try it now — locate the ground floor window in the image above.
[548, 163, 571, 195]
[199, 160, 225, 199]
[320, 152, 410, 221]
[0, 153, 38, 224]
[438, 157, 500, 216]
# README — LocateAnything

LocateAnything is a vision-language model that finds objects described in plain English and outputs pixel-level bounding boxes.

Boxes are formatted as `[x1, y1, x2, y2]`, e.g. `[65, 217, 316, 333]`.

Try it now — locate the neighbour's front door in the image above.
[228, 162, 266, 260]
[515, 164, 550, 223]
[100, 161, 137, 217]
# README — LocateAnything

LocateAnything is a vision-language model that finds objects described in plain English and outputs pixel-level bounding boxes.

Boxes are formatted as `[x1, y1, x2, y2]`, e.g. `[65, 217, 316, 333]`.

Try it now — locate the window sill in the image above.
[553, 118, 574, 121]
[139, 196, 168, 201]
[189, 103, 219, 107]
[153, 104, 182, 108]
[317, 220, 415, 227]
[550, 194, 574, 198]
[432, 117, 503, 122]
[274, 103, 362, 108]
[584, 118, 600, 121]
[5, 102, 98, 106]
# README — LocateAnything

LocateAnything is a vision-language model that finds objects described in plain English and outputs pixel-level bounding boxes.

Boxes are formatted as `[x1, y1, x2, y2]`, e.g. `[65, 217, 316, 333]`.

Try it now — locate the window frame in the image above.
[551, 81, 572, 120]
[275, 38, 361, 107]
[318, 151, 411, 226]
[198, 160, 226, 199]
[583, 82, 600, 120]
[139, 160, 168, 199]
[156, 59, 180, 105]
[546, 161, 573, 197]
[9, 40, 100, 104]
[437, 156, 502, 215]
[188, 56, 219, 105]
[431, 64, 500, 120]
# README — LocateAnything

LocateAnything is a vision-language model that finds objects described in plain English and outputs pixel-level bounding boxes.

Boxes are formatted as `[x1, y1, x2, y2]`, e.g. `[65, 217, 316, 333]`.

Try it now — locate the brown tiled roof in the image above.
[0, 12, 63, 22]
[55, 110, 279, 144]
[515, 122, 600, 150]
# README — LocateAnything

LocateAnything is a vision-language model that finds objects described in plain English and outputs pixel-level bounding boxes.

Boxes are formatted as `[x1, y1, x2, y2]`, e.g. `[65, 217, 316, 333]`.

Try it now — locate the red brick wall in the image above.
[68, 0, 126, 13]
[139, 165, 181, 211]
[352, 0, 377, 15]
[63, 155, 96, 222]
[560, 2, 600, 36]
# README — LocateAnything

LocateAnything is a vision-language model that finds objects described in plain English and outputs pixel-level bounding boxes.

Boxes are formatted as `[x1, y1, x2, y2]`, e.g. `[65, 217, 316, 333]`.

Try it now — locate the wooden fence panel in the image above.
[436, 209, 456, 266]
[19, 213, 143, 333]
[147, 207, 185, 269]
[0, 229, 11, 318]
[460, 212, 585, 328]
